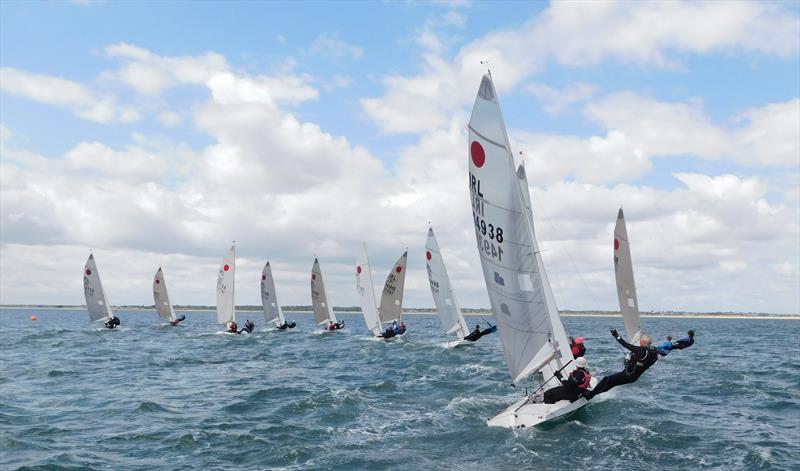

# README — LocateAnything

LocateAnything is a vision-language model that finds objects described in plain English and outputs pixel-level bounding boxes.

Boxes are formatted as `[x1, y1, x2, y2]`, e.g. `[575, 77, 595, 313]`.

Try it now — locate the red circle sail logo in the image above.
[396, 266, 402, 273]
[85, 269, 92, 276]
[357, 266, 362, 274]
[223, 264, 230, 272]
[261, 274, 266, 280]
[426, 251, 432, 261]
[471, 141, 485, 168]
[312, 274, 316, 280]
[614, 239, 620, 251]
[155, 279, 160, 284]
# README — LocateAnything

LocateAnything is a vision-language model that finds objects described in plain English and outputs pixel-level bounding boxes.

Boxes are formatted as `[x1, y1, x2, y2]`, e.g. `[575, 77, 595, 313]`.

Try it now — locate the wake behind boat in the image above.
[83, 254, 120, 330]
[425, 227, 494, 347]
[467, 72, 595, 428]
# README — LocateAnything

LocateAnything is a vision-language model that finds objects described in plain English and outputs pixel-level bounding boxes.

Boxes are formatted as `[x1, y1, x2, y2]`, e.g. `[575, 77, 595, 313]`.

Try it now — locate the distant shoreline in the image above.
[1, 305, 797, 320]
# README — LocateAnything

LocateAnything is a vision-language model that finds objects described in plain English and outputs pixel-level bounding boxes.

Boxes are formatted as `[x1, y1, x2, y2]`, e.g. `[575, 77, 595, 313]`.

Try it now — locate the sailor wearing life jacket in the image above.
[586, 330, 665, 399]
[543, 357, 593, 404]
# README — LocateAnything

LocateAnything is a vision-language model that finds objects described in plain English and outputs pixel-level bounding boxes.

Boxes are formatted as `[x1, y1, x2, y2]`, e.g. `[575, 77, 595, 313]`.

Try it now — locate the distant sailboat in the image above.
[153, 267, 176, 324]
[467, 72, 594, 428]
[425, 227, 483, 347]
[261, 261, 295, 330]
[311, 258, 343, 331]
[356, 245, 407, 338]
[83, 254, 119, 328]
[614, 208, 641, 343]
[216, 245, 237, 330]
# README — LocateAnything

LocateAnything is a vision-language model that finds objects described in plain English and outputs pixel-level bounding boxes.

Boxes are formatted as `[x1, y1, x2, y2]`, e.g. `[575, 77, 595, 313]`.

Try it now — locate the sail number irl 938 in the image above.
[474, 214, 504, 261]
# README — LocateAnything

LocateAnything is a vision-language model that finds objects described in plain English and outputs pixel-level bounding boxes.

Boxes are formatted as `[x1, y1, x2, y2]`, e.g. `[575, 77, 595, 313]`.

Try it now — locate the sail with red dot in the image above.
[83, 253, 114, 322]
[216, 245, 236, 325]
[261, 260, 285, 325]
[379, 251, 408, 324]
[311, 258, 337, 325]
[426, 227, 469, 339]
[153, 267, 176, 322]
[355, 243, 381, 336]
[614, 208, 641, 343]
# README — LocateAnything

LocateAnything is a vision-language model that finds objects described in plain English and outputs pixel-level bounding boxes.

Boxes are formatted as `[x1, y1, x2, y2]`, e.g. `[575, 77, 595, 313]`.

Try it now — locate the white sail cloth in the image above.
[83, 254, 113, 322]
[355, 243, 382, 336]
[261, 261, 286, 325]
[426, 228, 469, 339]
[311, 258, 337, 325]
[216, 245, 235, 325]
[614, 208, 641, 343]
[468, 73, 574, 385]
[153, 267, 176, 322]
[379, 251, 407, 324]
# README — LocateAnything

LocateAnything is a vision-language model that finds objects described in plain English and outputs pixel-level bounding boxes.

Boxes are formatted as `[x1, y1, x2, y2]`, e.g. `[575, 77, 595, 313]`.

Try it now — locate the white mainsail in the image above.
[614, 208, 641, 343]
[153, 267, 176, 322]
[425, 228, 469, 339]
[355, 243, 382, 336]
[379, 251, 407, 324]
[468, 72, 574, 386]
[216, 245, 235, 325]
[261, 261, 286, 325]
[83, 254, 114, 322]
[311, 258, 337, 325]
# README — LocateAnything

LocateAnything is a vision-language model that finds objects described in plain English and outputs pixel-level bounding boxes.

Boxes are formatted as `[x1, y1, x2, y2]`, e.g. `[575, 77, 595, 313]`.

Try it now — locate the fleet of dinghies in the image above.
[79, 70, 692, 428]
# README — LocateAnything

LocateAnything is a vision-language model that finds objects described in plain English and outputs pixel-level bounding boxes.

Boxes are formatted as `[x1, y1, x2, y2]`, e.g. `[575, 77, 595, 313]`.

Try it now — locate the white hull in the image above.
[444, 339, 474, 349]
[487, 395, 589, 428]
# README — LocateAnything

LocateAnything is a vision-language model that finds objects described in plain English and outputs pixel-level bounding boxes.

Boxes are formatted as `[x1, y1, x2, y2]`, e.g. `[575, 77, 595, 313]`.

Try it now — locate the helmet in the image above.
[574, 357, 588, 369]
[575, 337, 584, 344]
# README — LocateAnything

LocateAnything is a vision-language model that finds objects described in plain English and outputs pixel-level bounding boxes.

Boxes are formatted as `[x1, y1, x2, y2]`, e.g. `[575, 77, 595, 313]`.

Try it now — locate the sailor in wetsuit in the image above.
[238, 320, 255, 334]
[328, 320, 345, 330]
[277, 320, 296, 330]
[570, 336, 586, 358]
[586, 330, 665, 399]
[170, 314, 186, 326]
[104, 315, 120, 329]
[398, 321, 406, 335]
[544, 357, 592, 404]
[464, 324, 482, 341]
[654, 335, 674, 355]
[672, 330, 695, 350]
[227, 321, 238, 333]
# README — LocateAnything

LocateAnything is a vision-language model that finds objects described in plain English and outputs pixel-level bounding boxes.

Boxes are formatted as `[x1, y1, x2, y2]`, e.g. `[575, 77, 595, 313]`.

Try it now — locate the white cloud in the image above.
[0, 67, 140, 123]
[308, 33, 364, 60]
[157, 110, 183, 127]
[104, 43, 229, 95]
[524, 81, 597, 114]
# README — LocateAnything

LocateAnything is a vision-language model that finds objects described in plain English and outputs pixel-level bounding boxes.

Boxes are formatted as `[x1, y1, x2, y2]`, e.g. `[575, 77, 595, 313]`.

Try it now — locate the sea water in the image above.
[1, 308, 798, 470]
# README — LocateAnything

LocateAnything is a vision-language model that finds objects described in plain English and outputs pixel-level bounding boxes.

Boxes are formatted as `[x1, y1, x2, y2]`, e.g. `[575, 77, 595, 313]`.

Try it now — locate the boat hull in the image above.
[487, 395, 589, 428]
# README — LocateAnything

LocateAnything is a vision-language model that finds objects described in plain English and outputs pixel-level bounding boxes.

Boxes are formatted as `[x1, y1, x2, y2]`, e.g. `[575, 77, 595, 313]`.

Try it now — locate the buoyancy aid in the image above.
[573, 367, 592, 390]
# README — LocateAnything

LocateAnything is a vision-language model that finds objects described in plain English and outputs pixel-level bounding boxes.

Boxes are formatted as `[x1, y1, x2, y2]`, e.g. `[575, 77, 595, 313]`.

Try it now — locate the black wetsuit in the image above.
[544, 368, 592, 404]
[105, 317, 120, 329]
[673, 335, 694, 350]
[587, 333, 660, 399]
[238, 321, 255, 334]
[170, 314, 186, 326]
[464, 327, 482, 342]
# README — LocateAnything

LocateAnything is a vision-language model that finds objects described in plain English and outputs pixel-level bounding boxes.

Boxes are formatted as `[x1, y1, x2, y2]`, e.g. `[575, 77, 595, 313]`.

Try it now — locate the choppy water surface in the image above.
[1, 309, 798, 470]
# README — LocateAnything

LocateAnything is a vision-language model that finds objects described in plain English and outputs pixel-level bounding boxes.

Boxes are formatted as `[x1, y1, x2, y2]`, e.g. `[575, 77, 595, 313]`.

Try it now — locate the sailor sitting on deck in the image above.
[380, 321, 399, 338]
[104, 315, 120, 329]
[398, 321, 406, 335]
[170, 314, 186, 326]
[238, 320, 255, 334]
[672, 330, 695, 350]
[585, 330, 665, 399]
[277, 320, 297, 330]
[544, 357, 592, 404]
[328, 320, 345, 330]
[570, 336, 586, 358]
[227, 321, 238, 333]
[654, 336, 674, 354]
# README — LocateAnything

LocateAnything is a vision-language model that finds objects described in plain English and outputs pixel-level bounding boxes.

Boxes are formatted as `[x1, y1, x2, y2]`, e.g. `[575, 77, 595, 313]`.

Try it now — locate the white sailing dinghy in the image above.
[614, 208, 642, 343]
[425, 227, 472, 347]
[378, 251, 408, 338]
[153, 267, 178, 325]
[83, 254, 118, 327]
[356, 243, 383, 337]
[261, 261, 295, 330]
[311, 258, 342, 332]
[468, 72, 594, 428]
[216, 245, 238, 333]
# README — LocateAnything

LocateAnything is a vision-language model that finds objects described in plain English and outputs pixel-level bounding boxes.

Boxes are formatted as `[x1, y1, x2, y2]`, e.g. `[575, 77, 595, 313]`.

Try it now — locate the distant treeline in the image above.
[1, 304, 796, 317]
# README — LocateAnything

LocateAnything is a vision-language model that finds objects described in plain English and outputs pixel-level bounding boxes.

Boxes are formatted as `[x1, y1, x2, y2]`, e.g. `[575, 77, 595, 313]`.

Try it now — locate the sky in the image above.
[1, 0, 798, 314]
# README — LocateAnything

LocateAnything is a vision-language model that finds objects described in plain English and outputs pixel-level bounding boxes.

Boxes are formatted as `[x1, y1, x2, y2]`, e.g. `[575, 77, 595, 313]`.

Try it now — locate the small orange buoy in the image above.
[30, 315, 38, 321]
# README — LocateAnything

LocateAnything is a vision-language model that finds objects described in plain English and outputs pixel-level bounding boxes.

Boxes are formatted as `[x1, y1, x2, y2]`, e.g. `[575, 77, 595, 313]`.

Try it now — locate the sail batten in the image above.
[468, 73, 573, 385]
[153, 267, 176, 322]
[311, 258, 337, 325]
[261, 261, 286, 325]
[356, 243, 382, 336]
[83, 254, 113, 322]
[614, 208, 641, 342]
[426, 228, 470, 339]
